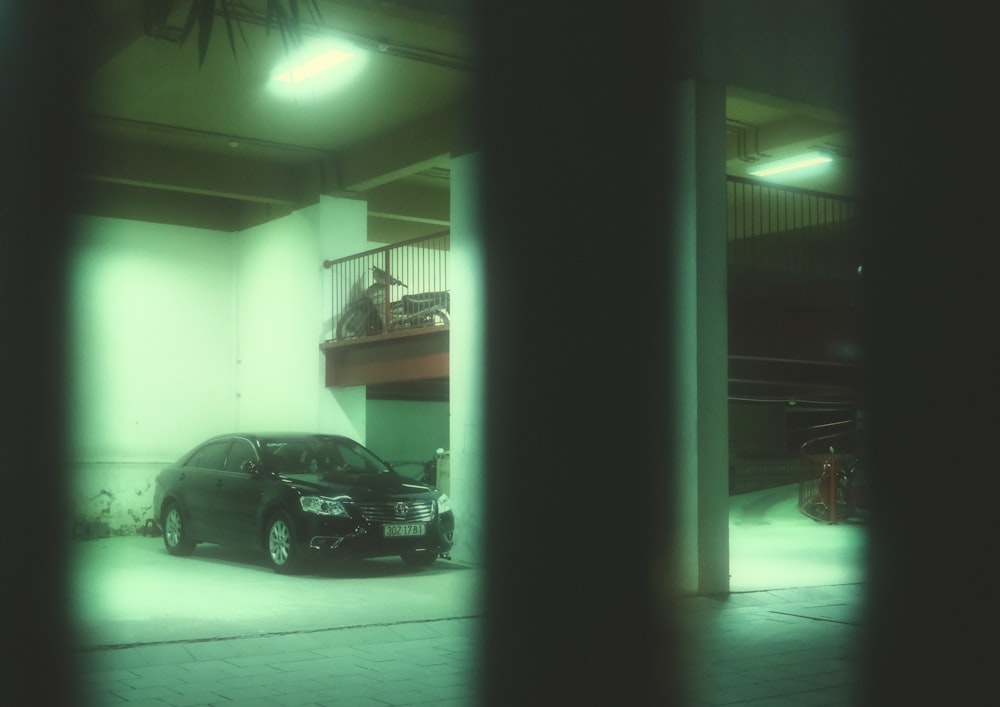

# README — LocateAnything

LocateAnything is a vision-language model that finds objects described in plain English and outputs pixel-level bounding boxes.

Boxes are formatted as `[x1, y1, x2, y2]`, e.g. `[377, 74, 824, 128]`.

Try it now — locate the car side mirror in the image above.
[243, 460, 262, 476]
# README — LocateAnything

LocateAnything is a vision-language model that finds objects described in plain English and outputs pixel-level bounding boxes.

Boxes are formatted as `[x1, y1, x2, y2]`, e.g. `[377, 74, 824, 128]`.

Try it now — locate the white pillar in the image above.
[317, 196, 369, 441]
[671, 84, 730, 596]
[447, 152, 486, 566]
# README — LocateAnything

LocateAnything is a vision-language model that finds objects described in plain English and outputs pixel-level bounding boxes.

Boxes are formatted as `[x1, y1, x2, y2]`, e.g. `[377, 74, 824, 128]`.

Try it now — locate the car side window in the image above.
[271, 443, 308, 474]
[226, 439, 257, 473]
[185, 440, 231, 470]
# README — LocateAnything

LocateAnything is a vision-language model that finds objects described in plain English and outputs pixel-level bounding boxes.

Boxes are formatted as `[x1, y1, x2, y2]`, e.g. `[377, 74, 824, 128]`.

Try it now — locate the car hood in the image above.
[281, 471, 436, 500]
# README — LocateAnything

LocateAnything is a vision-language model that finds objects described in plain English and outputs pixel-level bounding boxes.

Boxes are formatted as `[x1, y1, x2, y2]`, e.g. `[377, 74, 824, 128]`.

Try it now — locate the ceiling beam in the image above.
[332, 105, 466, 192]
[755, 116, 850, 155]
[79, 133, 316, 207]
[367, 215, 448, 244]
[364, 180, 449, 224]
[76, 180, 293, 231]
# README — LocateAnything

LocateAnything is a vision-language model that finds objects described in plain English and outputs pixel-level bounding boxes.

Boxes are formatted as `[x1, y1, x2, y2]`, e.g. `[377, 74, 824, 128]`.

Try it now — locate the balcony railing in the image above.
[323, 231, 450, 342]
[323, 181, 856, 339]
[727, 176, 861, 305]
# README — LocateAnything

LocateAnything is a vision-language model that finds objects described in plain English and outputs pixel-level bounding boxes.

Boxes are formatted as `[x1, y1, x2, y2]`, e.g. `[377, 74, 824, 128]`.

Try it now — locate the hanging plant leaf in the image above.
[264, 0, 292, 51]
[195, 0, 216, 67]
[175, 0, 214, 66]
[147, 0, 318, 67]
[264, 0, 302, 55]
[265, 1, 323, 47]
[217, 0, 247, 65]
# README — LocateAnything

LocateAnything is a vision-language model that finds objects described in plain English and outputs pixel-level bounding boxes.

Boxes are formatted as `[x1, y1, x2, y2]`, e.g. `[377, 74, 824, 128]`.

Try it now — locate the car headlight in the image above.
[437, 494, 453, 514]
[299, 496, 348, 517]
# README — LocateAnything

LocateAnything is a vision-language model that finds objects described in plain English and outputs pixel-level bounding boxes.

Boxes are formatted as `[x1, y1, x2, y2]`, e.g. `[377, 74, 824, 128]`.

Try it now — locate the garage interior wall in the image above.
[67, 196, 372, 537]
[366, 400, 449, 467]
[69, 216, 236, 535]
[62, 1, 855, 576]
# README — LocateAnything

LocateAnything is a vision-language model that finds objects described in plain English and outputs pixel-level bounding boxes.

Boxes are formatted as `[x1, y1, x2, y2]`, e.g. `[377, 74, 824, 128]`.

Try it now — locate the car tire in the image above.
[401, 550, 438, 568]
[336, 299, 382, 339]
[162, 501, 196, 556]
[266, 512, 302, 574]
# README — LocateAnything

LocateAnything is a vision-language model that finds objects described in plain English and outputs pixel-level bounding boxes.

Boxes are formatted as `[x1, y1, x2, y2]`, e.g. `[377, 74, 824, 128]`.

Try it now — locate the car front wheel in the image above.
[163, 502, 196, 556]
[266, 512, 301, 574]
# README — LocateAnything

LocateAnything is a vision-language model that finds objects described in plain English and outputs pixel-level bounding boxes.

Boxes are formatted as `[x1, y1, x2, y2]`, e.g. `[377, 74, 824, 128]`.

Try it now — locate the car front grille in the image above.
[355, 500, 435, 523]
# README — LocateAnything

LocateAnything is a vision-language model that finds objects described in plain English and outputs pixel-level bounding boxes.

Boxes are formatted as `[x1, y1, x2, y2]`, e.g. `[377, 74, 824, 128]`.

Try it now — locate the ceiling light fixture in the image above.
[749, 151, 833, 177]
[273, 48, 354, 83]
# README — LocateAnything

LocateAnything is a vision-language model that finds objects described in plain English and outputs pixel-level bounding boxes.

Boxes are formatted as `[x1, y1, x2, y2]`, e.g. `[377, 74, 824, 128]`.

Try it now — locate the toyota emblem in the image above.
[394, 502, 409, 519]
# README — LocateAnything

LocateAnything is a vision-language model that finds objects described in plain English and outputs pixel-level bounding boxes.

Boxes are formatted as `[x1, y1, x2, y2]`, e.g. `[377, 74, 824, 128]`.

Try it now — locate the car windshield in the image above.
[260, 436, 391, 476]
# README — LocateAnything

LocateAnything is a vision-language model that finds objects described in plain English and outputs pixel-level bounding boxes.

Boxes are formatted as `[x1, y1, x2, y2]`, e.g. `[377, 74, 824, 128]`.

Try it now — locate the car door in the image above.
[178, 438, 232, 542]
[210, 437, 267, 547]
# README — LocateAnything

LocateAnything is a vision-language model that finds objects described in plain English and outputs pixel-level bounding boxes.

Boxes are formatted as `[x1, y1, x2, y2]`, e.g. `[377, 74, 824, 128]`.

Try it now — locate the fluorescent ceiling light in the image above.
[267, 41, 367, 101]
[749, 151, 833, 177]
[273, 48, 354, 83]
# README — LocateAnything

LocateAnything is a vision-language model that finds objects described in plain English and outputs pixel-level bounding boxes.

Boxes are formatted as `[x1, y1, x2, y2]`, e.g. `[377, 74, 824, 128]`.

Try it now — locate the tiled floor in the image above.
[71, 484, 868, 706]
[74, 617, 481, 706]
[678, 585, 865, 707]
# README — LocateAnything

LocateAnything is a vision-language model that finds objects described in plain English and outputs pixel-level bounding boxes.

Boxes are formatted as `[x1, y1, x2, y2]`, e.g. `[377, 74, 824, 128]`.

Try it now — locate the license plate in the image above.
[383, 523, 426, 538]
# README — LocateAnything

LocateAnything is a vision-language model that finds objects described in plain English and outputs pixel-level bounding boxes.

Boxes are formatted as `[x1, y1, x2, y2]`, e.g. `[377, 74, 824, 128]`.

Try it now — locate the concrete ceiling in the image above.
[78, 0, 855, 236]
[725, 87, 855, 197]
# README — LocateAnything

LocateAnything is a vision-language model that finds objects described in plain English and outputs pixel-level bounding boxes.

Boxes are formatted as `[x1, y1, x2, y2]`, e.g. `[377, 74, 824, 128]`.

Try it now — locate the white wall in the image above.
[317, 196, 370, 440]
[366, 399, 449, 467]
[233, 198, 370, 439]
[233, 206, 325, 431]
[67, 197, 371, 536]
[68, 216, 237, 535]
[67, 192, 476, 553]
[70, 216, 237, 460]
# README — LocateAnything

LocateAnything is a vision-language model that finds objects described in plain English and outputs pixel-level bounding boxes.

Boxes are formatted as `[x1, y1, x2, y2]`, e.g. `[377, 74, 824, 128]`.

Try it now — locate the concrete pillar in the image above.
[317, 196, 369, 441]
[447, 152, 485, 566]
[671, 78, 730, 595]
[671, 0, 730, 597]
[475, 3, 685, 701]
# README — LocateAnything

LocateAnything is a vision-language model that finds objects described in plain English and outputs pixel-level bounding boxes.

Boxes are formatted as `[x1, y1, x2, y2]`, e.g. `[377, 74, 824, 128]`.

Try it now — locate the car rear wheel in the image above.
[163, 502, 196, 556]
[266, 512, 301, 574]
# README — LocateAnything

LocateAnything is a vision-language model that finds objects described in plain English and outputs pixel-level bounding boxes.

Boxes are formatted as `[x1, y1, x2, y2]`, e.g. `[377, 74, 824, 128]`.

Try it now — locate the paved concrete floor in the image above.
[727, 484, 867, 593]
[70, 483, 868, 706]
[70, 538, 483, 649]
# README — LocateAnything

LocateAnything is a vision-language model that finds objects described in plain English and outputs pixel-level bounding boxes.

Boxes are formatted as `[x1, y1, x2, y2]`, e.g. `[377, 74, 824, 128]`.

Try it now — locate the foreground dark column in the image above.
[1, 3, 84, 705]
[474, 4, 688, 704]
[852, 4, 995, 705]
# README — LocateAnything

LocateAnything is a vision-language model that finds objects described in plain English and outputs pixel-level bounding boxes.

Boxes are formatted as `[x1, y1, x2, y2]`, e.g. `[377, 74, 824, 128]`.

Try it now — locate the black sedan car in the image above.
[152, 432, 455, 573]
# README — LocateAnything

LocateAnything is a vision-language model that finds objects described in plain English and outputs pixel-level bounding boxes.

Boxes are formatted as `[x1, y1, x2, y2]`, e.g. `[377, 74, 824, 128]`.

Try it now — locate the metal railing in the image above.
[798, 421, 869, 523]
[727, 176, 860, 288]
[729, 455, 801, 495]
[323, 231, 450, 342]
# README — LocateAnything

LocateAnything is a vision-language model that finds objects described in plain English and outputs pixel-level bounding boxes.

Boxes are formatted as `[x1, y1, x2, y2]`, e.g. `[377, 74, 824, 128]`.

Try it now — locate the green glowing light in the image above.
[273, 49, 354, 83]
[749, 152, 833, 177]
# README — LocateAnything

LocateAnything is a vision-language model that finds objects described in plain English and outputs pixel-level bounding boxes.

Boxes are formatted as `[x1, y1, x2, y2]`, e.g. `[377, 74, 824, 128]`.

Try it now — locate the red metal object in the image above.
[799, 423, 870, 524]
